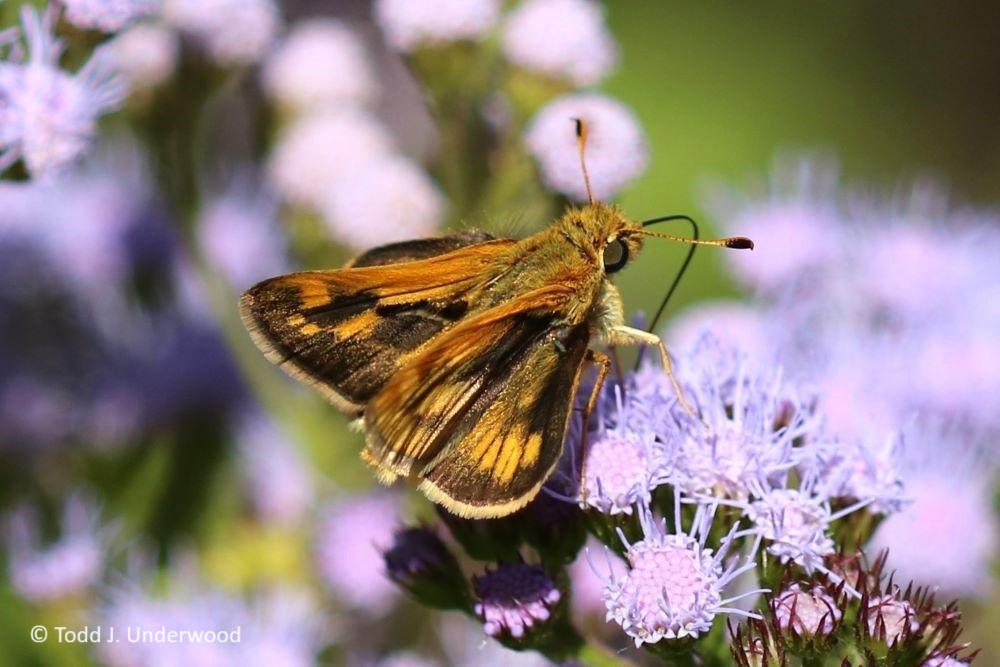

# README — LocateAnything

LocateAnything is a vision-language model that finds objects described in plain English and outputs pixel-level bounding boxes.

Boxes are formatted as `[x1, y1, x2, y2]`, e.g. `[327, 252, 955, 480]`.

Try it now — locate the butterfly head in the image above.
[560, 202, 645, 275]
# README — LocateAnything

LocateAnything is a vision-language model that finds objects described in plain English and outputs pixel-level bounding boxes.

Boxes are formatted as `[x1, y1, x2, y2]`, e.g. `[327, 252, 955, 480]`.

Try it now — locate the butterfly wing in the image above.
[346, 230, 496, 268]
[363, 283, 590, 518]
[239, 236, 517, 414]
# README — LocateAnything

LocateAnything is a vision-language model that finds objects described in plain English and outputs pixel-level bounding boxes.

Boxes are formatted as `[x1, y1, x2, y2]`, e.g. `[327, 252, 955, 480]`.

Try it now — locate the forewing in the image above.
[239, 239, 516, 413]
[363, 284, 589, 518]
[346, 230, 495, 268]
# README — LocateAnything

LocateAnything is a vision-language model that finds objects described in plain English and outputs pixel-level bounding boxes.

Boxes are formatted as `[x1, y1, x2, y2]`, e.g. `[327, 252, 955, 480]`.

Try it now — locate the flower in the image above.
[472, 563, 561, 639]
[107, 22, 179, 89]
[5, 493, 111, 603]
[163, 0, 280, 66]
[600, 498, 764, 645]
[196, 182, 289, 290]
[62, 0, 161, 33]
[315, 494, 400, 615]
[665, 300, 773, 363]
[383, 526, 468, 610]
[262, 19, 378, 111]
[266, 107, 394, 210]
[867, 425, 997, 599]
[864, 594, 919, 645]
[502, 0, 617, 86]
[706, 154, 843, 292]
[320, 154, 445, 251]
[771, 583, 842, 636]
[374, 0, 501, 52]
[234, 410, 314, 526]
[568, 539, 626, 619]
[525, 93, 648, 202]
[98, 555, 326, 667]
[0, 6, 127, 178]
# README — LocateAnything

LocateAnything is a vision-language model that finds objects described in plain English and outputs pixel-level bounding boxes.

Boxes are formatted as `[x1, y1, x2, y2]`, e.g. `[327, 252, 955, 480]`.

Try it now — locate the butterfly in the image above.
[239, 120, 752, 518]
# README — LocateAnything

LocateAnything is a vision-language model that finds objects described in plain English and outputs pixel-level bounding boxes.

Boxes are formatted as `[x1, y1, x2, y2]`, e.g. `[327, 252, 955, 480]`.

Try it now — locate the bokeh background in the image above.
[1, 0, 998, 664]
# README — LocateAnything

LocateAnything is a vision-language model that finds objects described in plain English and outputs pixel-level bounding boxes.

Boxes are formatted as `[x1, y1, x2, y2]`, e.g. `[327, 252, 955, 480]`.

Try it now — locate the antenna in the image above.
[636, 215, 753, 367]
[573, 118, 596, 205]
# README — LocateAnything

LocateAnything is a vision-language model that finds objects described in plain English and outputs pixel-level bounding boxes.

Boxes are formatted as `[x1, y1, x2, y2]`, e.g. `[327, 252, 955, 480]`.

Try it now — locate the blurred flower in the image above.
[0, 6, 127, 178]
[771, 583, 842, 636]
[321, 154, 445, 251]
[235, 409, 314, 526]
[62, 0, 161, 33]
[107, 22, 179, 89]
[196, 182, 289, 290]
[316, 494, 400, 615]
[707, 155, 843, 292]
[377, 652, 442, 667]
[868, 424, 997, 599]
[5, 493, 110, 603]
[262, 19, 378, 112]
[99, 557, 325, 667]
[164, 0, 280, 66]
[568, 539, 625, 620]
[666, 300, 773, 362]
[600, 498, 763, 645]
[813, 432, 906, 515]
[374, 0, 500, 52]
[266, 107, 394, 210]
[473, 563, 561, 639]
[525, 92, 648, 201]
[502, 0, 617, 86]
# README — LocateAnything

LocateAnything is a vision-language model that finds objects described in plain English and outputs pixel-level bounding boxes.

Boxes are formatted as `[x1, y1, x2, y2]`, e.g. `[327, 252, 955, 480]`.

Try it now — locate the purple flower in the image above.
[107, 22, 178, 89]
[235, 409, 314, 526]
[5, 493, 111, 603]
[261, 19, 378, 111]
[315, 494, 400, 615]
[525, 93, 648, 201]
[473, 563, 561, 639]
[0, 5, 127, 178]
[864, 594, 919, 645]
[320, 155, 445, 251]
[867, 423, 998, 599]
[196, 182, 290, 290]
[600, 497, 764, 645]
[568, 538, 625, 620]
[374, 0, 501, 52]
[163, 0, 280, 66]
[771, 583, 842, 636]
[62, 0, 161, 33]
[502, 0, 618, 86]
[98, 555, 326, 667]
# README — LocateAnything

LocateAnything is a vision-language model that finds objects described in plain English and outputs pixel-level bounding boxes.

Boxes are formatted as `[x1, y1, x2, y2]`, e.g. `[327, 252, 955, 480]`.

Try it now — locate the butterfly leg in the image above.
[577, 349, 611, 506]
[606, 325, 696, 417]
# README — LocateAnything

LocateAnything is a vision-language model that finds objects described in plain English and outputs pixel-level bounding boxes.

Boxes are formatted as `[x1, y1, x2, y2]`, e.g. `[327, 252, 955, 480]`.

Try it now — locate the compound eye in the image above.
[602, 238, 629, 273]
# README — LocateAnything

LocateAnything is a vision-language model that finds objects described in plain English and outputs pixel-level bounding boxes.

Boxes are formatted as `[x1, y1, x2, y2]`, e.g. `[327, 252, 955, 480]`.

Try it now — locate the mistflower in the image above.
[234, 410, 314, 526]
[569, 539, 626, 619]
[473, 563, 561, 639]
[502, 0, 618, 86]
[320, 155, 445, 251]
[706, 155, 843, 292]
[315, 494, 400, 615]
[107, 22, 178, 89]
[771, 583, 842, 636]
[374, 0, 501, 53]
[5, 493, 110, 603]
[668, 335, 820, 499]
[600, 498, 764, 645]
[266, 107, 394, 210]
[261, 19, 378, 112]
[98, 557, 325, 667]
[865, 594, 919, 645]
[812, 431, 906, 515]
[868, 426, 997, 599]
[383, 526, 468, 610]
[525, 93, 648, 201]
[163, 0, 280, 66]
[0, 6, 127, 178]
[196, 183, 289, 290]
[62, 0, 161, 33]
[743, 481, 868, 575]
[666, 300, 773, 363]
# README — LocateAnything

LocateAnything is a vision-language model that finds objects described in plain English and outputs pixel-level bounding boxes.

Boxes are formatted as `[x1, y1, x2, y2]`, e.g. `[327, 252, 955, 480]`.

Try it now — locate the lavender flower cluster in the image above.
[1, 1, 996, 665]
